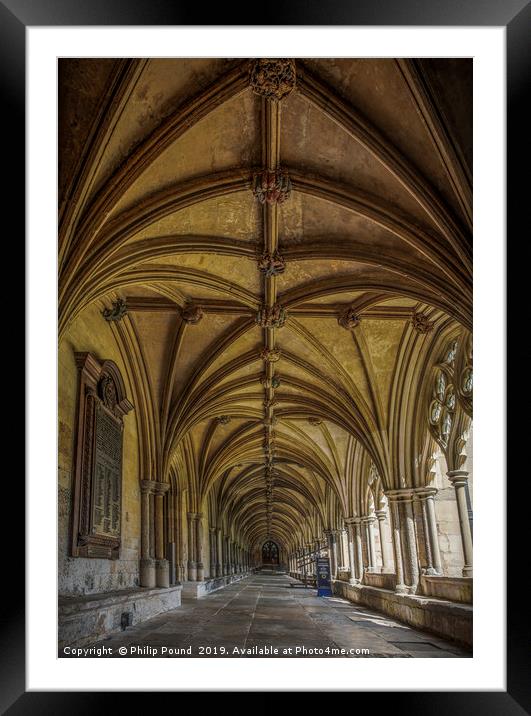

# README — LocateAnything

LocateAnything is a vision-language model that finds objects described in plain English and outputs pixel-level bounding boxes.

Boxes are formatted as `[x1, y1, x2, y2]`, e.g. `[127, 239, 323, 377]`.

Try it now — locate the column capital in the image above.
[384, 488, 415, 502]
[209, 526, 216, 533]
[447, 470, 469, 487]
[360, 514, 376, 525]
[374, 509, 387, 521]
[187, 511, 199, 520]
[413, 487, 438, 499]
[140, 479, 158, 494]
[153, 482, 170, 495]
[344, 516, 357, 525]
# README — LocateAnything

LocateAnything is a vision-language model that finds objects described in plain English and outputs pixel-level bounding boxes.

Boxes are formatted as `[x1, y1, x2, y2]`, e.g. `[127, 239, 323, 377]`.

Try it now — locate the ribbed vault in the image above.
[59, 58, 472, 560]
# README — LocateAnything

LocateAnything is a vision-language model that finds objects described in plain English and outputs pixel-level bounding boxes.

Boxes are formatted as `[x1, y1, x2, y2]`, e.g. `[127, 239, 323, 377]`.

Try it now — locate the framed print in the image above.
[11, 0, 528, 709]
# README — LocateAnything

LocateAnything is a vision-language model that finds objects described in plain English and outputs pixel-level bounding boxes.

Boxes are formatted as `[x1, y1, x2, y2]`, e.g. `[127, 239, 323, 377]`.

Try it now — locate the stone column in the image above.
[216, 528, 223, 577]
[314, 539, 321, 559]
[345, 518, 358, 584]
[209, 527, 217, 579]
[402, 496, 420, 592]
[149, 492, 155, 558]
[223, 535, 230, 575]
[415, 488, 442, 575]
[332, 530, 340, 577]
[375, 509, 393, 571]
[306, 543, 314, 575]
[324, 531, 334, 579]
[362, 516, 377, 572]
[386, 490, 419, 593]
[337, 529, 346, 570]
[195, 513, 204, 581]
[301, 545, 307, 581]
[387, 498, 407, 594]
[353, 519, 364, 582]
[140, 480, 156, 587]
[187, 512, 197, 581]
[227, 540, 231, 574]
[154, 482, 170, 588]
[230, 540, 235, 574]
[447, 471, 473, 577]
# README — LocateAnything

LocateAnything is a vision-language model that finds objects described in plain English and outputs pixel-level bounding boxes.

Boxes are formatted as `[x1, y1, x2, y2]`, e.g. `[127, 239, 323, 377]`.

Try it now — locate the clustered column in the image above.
[386, 489, 420, 594]
[344, 518, 358, 584]
[209, 527, 217, 579]
[361, 516, 377, 572]
[195, 513, 204, 581]
[216, 528, 223, 577]
[375, 509, 393, 572]
[140, 480, 170, 588]
[187, 512, 197, 581]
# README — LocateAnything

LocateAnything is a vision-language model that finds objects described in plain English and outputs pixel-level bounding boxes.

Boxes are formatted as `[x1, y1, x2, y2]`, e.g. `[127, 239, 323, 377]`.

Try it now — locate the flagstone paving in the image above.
[61, 573, 471, 658]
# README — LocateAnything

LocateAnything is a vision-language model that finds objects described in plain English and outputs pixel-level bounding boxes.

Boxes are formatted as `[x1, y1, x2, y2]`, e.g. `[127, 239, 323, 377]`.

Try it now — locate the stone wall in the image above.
[58, 303, 141, 595]
[420, 575, 472, 604]
[333, 580, 472, 649]
[59, 585, 182, 649]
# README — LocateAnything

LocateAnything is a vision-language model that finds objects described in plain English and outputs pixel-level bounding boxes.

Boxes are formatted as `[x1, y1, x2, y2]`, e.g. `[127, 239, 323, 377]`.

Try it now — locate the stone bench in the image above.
[58, 584, 182, 649]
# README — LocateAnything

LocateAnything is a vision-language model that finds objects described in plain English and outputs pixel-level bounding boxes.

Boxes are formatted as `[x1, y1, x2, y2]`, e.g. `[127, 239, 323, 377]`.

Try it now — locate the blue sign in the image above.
[316, 556, 332, 597]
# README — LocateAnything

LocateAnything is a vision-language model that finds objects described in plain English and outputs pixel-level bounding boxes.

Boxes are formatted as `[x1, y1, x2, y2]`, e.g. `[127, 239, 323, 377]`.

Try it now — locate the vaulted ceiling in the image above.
[59, 58, 472, 551]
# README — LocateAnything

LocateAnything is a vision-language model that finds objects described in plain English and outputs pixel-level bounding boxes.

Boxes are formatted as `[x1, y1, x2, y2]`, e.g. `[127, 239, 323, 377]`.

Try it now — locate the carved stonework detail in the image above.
[264, 398, 277, 409]
[99, 373, 118, 414]
[258, 250, 286, 276]
[261, 374, 281, 388]
[411, 312, 435, 334]
[102, 298, 127, 322]
[71, 353, 133, 560]
[181, 304, 204, 324]
[252, 169, 292, 205]
[256, 303, 288, 328]
[249, 59, 296, 101]
[260, 348, 281, 363]
[217, 415, 232, 425]
[308, 416, 322, 426]
[338, 307, 361, 330]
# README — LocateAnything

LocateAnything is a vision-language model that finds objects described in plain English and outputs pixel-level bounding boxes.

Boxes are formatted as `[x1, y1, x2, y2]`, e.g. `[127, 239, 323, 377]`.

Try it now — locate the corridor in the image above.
[63, 574, 470, 658]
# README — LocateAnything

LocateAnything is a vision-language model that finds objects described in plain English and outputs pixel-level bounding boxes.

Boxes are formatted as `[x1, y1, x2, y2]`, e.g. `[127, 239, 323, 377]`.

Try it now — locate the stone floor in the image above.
[61, 573, 471, 658]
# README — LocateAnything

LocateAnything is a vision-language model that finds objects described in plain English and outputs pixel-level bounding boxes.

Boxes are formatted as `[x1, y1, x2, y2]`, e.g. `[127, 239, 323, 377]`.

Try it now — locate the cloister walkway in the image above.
[64, 574, 470, 658]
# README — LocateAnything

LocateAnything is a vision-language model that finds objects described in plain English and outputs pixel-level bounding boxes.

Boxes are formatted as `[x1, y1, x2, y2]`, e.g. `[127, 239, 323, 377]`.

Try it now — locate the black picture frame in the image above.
[12, 0, 528, 710]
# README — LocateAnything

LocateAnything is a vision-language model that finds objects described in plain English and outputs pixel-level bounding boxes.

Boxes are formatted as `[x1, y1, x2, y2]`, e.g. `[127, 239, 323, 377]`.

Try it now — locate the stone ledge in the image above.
[420, 575, 473, 604]
[362, 571, 396, 590]
[59, 584, 182, 650]
[181, 571, 251, 598]
[333, 580, 472, 650]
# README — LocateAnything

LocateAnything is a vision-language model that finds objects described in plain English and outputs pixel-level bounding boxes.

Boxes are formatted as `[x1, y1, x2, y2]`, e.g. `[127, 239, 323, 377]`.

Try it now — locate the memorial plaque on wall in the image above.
[71, 353, 133, 559]
[92, 401, 122, 539]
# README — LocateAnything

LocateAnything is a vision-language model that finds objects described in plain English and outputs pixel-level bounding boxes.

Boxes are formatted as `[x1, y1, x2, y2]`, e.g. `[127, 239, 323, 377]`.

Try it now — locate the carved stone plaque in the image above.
[92, 401, 123, 538]
[71, 353, 133, 560]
